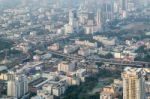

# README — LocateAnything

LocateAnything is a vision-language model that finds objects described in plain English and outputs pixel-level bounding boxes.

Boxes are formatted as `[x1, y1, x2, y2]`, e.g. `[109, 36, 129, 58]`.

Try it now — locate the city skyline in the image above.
[0, 0, 149, 99]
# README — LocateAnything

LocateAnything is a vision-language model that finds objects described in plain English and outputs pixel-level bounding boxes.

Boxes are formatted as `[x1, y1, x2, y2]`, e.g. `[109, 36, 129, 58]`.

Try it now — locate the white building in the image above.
[64, 45, 79, 54]
[64, 10, 79, 34]
[7, 73, 28, 98]
[37, 80, 67, 97]
[75, 40, 98, 48]
[93, 36, 116, 46]
[78, 47, 91, 56]
[64, 24, 74, 34]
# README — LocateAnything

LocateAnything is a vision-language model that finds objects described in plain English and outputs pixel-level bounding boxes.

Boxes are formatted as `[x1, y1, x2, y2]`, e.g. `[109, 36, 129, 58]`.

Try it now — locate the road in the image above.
[48, 50, 150, 67]
[2, 23, 148, 68]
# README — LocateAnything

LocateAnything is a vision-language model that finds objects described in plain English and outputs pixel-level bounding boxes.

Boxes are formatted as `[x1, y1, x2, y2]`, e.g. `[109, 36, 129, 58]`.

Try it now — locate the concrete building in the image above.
[58, 61, 76, 73]
[93, 36, 116, 46]
[122, 67, 146, 99]
[75, 40, 98, 48]
[100, 86, 119, 99]
[82, 10, 102, 34]
[0, 72, 8, 80]
[67, 76, 80, 86]
[37, 80, 67, 97]
[64, 45, 79, 54]
[64, 24, 74, 34]
[96, 9, 102, 31]
[101, 0, 114, 22]
[100, 79, 123, 99]
[78, 47, 90, 56]
[64, 10, 79, 34]
[48, 43, 59, 51]
[7, 73, 28, 98]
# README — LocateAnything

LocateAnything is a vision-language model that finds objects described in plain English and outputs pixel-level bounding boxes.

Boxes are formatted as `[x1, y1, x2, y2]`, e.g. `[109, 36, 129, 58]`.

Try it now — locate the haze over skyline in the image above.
[0, 0, 149, 99]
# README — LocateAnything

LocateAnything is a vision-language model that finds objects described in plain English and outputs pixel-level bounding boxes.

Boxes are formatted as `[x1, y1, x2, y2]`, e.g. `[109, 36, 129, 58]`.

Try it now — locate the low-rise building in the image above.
[48, 43, 59, 51]
[93, 36, 116, 46]
[78, 47, 90, 56]
[64, 45, 79, 54]
[58, 61, 76, 73]
[37, 80, 67, 97]
[75, 40, 98, 48]
[100, 80, 123, 99]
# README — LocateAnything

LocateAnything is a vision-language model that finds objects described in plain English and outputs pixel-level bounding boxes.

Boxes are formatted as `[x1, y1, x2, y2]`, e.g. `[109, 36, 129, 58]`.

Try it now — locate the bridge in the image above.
[48, 50, 150, 67]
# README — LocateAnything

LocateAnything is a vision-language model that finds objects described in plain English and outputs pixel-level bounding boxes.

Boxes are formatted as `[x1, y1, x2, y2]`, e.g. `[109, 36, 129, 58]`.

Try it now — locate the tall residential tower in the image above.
[122, 67, 146, 99]
[7, 73, 28, 98]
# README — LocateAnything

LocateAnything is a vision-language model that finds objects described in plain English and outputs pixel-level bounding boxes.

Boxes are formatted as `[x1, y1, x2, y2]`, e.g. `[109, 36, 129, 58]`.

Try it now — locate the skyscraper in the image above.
[96, 9, 102, 31]
[120, 0, 139, 12]
[96, 10, 101, 26]
[122, 67, 146, 99]
[101, 0, 114, 22]
[121, 0, 128, 11]
[7, 73, 28, 98]
[69, 10, 74, 26]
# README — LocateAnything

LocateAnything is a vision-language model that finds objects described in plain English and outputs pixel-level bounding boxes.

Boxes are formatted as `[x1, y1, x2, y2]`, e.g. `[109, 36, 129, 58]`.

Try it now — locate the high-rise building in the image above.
[69, 10, 75, 26]
[96, 10, 101, 25]
[120, 0, 140, 12]
[121, 0, 128, 11]
[122, 67, 146, 99]
[96, 9, 102, 31]
[101, 0, 114, 22]
[7, 73, 28, 98]
[64, 10, 79, 34]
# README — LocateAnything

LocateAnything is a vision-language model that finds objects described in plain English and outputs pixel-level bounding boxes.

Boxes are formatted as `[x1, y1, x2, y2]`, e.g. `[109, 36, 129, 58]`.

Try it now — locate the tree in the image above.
[135, 45, 146, 53]
[105, 53, 114, 59]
